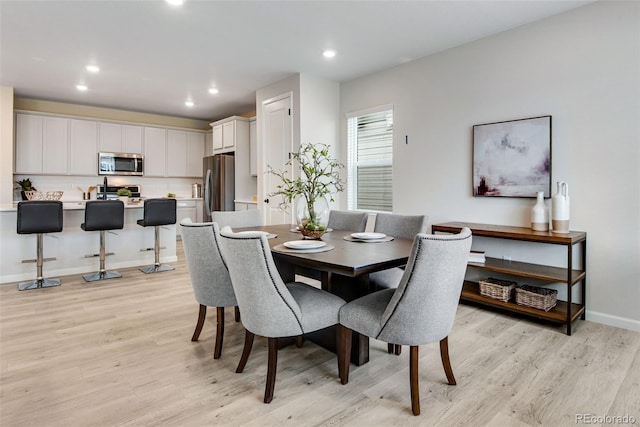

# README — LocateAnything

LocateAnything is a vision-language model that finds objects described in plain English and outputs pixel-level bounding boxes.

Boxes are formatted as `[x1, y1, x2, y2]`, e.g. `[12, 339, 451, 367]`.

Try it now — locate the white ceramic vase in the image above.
[551, 182, 570, 233]
[531, 191, 549, 231]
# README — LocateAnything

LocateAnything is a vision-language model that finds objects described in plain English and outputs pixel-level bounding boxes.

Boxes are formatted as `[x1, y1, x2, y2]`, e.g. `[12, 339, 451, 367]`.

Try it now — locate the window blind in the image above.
[347, 108, 393, 212]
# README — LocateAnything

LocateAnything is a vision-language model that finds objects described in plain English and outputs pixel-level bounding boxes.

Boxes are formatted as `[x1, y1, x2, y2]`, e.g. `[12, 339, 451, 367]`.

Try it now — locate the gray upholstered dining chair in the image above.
[180, 219, 237, 359]
[368, 213, 429, 354]
[211, 209, 262, 229]
[217, 226, 348, 403]
[369, 214, 428, 290]
[337, 228, 472, 416]
[327, 210, 368, 232]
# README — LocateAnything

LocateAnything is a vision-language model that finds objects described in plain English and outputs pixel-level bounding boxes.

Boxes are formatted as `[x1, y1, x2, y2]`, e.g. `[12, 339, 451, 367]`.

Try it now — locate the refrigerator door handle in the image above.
[204, 168, 212, 217]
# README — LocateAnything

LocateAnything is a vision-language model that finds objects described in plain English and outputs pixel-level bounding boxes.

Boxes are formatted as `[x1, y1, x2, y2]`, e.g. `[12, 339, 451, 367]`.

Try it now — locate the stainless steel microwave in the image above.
[98, 152, 144, 176]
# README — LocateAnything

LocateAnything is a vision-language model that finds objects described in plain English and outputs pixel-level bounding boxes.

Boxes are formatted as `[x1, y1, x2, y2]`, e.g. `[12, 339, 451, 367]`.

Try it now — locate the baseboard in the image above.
[587, 310, 640, 332]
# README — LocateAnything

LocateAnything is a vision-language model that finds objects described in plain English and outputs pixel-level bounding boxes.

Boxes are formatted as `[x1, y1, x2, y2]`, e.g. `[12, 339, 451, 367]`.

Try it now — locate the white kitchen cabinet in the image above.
[144, 127, 167, 177]
[186, 132, 204, 177]
[249, 117, 257, 176]
[235, 201, 258, 211]
[167, 130, 204, 178]
[176, 200, 197, 239]
[15, 113, 43, 174]
[205, 131, 213, 157]
[99, 122, 143, 153]
[69, 119, 97, 175]
[42, 116, 69, 175]
[195, 200, 203, 222]
[210, 116, 249, 154]
[167, 129, 188, 177]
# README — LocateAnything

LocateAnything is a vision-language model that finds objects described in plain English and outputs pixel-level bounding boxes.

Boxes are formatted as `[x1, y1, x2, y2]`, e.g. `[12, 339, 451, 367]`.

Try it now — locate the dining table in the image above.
[233, 223, 414, 365]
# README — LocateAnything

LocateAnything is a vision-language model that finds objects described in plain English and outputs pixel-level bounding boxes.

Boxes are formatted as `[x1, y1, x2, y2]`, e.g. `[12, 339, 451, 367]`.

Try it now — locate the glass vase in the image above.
[295, 195, 330, 239]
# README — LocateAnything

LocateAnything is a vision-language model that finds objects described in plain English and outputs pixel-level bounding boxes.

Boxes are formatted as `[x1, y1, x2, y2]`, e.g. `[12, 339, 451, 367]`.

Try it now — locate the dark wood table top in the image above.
[234, 224, 414, 277]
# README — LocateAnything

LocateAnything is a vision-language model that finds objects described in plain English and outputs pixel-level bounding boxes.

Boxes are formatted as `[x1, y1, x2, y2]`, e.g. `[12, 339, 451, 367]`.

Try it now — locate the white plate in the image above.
[283, 240, 327, 250]
[351, 232, 386, 240]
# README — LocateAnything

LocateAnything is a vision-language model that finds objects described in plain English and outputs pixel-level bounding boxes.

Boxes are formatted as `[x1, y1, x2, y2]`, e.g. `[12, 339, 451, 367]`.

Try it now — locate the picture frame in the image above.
[473, 115, 552, 198]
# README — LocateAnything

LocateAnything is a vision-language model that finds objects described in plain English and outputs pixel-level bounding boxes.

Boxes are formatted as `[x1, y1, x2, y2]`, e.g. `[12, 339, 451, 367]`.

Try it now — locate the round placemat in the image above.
[272, 243, 335, 254]
[343, 235, 394, 243]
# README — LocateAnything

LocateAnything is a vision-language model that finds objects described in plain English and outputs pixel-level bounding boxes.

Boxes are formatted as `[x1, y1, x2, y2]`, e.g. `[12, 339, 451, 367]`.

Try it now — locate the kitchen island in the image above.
[0, 201, 177, 285]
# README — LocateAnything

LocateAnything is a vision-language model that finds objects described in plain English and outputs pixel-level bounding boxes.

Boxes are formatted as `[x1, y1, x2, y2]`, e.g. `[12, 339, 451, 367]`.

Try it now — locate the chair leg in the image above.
[439, 336, 456, 385]
[410, 345, 420, 416]
[264, 337, 278, 403]
[191, 304, 207, 341]
[296, 335, 303, 348]
[236, 330, 255, 373]
[387, 343, 402, 355]
[213, 307, 225, 359]
[337, 325, 352, 385]
[234, 306, 241, 322]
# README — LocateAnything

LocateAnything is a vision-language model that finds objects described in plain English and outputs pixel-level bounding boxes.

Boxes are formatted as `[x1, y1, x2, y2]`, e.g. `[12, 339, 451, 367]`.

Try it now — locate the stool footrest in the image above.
[21, 257, 56, 263]
[140, 247, 167, 252]
[84, 252, 115, 258]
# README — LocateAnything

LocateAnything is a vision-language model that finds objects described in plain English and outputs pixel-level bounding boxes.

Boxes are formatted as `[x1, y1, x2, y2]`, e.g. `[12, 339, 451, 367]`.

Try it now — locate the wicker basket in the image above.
[478, 278, 517, 302]
[24, 190, 64, 201]
[515, 285, 558, 311]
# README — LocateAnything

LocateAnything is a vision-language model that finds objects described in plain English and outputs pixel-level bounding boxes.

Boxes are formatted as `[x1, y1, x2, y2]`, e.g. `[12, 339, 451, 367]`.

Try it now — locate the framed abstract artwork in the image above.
[473, 115, 552, 198]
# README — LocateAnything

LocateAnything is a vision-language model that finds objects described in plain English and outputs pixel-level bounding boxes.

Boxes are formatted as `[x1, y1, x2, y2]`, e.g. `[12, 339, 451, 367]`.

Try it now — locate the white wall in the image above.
[340, 1, 639, 329]
[0, 86, 14, 206]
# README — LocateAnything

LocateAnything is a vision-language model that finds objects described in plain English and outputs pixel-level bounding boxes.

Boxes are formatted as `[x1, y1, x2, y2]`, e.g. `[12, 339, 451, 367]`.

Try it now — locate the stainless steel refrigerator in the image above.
[203, 154, 235, 221]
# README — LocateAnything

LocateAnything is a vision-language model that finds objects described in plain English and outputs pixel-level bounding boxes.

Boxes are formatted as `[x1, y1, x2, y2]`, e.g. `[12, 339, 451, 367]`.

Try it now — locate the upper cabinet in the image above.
[14, 112, 205, 178]
[99, 123, 143, 154]
[209, 116, 249, 154]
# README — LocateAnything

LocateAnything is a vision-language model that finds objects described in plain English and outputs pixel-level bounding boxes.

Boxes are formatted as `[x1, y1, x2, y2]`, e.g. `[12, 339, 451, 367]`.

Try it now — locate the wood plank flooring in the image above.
[1, 242, 638, 426]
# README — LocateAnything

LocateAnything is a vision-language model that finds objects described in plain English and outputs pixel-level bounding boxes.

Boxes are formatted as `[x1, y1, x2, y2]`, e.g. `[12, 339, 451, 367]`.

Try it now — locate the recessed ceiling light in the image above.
[76, 84, 88, 91]
[166, 0, 184, 5]
[86, 65, 100, 73]
[208, 87, 219, 95]
[323, 49, 336, 59]
[185, 100, 194, 107]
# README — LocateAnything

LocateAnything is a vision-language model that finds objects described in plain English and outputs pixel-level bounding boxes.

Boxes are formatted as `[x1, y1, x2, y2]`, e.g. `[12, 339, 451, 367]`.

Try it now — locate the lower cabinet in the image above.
[235, 201, 258, 211]
[176, 200, 197, 239]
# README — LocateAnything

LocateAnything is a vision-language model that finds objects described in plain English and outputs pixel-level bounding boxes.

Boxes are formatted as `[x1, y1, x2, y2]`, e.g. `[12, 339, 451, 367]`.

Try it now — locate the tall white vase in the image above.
[531, 191, 549, 231]
[551, 182, 570, 233]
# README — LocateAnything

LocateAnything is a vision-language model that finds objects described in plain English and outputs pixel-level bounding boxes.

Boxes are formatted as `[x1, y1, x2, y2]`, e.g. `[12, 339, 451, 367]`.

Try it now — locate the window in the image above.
[347, 106, 393, 212]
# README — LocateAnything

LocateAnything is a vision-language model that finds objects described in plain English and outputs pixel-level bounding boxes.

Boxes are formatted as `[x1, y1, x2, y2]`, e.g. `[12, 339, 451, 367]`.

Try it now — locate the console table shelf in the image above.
[433, 222, 587, 335]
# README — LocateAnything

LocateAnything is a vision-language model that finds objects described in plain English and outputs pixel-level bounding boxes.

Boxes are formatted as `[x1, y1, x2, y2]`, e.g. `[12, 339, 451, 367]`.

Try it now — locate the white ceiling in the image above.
[1, 0, 595, 122]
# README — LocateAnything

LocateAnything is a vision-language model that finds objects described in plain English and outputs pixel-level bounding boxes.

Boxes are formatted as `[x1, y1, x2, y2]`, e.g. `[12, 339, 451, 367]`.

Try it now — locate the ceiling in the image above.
[1, 0, 595, 122]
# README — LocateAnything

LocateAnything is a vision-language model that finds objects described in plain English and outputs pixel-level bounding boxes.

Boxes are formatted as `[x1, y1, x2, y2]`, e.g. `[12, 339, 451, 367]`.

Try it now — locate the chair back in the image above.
[217, 227, 303, 337]
[327, 210, 368, 232]
[180, 219, 236, 308]
[82, 200, 124, 231]
[212, 209, 262, 229]
[373, 213, 428, 240]
[142, 198, 177, 226]
[377, 228, 472, 345]
[17, 201, 63, 234]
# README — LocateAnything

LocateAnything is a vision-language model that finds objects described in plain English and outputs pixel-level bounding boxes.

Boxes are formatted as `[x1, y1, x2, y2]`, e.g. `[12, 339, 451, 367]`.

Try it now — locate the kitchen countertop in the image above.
[0, 197, 203, 212]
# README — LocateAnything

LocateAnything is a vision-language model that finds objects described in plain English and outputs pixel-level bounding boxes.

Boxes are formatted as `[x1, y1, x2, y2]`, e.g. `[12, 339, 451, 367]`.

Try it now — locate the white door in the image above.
[263, 95, 293, 225]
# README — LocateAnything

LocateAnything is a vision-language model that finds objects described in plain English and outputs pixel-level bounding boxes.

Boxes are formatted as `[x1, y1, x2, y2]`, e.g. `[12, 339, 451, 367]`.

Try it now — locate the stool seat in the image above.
[138, 198, 176, 274]
[16, 201, 63, 291]
[82, 200, 124, 282]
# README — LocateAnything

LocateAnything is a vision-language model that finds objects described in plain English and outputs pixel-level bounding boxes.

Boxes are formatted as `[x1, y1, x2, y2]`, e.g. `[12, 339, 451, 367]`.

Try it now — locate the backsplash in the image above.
[13, 175, 202, 201]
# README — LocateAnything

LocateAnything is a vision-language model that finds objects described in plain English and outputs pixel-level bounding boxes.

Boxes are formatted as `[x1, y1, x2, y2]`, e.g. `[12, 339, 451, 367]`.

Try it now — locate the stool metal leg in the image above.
[83, 230, 122, 282]
[140, 225, 174, 274]
[18, 234, 61, 291]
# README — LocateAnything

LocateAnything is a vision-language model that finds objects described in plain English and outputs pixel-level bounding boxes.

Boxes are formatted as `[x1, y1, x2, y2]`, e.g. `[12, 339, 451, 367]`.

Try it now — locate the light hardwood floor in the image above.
[1, 242, 638, 426]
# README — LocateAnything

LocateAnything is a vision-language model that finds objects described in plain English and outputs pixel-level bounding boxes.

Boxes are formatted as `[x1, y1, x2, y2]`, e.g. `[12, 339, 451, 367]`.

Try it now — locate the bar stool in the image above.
[16, 201, 63, 291]
[137, 198, 176, 274]
[82, 200, 124, 282]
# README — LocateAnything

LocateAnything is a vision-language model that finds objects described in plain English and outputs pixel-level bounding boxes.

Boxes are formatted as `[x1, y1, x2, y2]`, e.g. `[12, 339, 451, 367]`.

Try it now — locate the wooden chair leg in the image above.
[264, 337, 278, 403]
[410, 345, 420, 416]
[387, 343, 394, 354]
[440, 336, 456, 385]
[236, 330, 255, 373]
[296, 335, 303, 348]
[191, 304, 206, 341]
[395, 344, 402, 355]
[234, 306, 240, 322]
[213, 307, 225, 359]
[337, 325, 352, 385]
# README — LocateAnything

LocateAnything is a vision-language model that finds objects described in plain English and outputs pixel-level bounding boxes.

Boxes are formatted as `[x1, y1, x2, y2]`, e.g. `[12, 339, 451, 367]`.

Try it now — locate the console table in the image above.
[432, 222, 586, 335]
